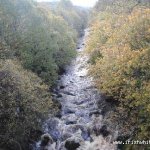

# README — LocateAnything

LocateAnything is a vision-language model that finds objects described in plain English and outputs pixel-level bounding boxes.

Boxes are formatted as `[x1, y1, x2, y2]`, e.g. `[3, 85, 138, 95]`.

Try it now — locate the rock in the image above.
[101, 94, 120, 106]
[85, 85, 95, 90]
[52, 89, 59, 94]
[55, 111, 62, 118]
[74, 100, 85, 105]
[63, 108, 76, 114]
[29, 129, 43, 142]
[79, 75, 85, 78]
[81, 129, 91, 140]
[59, 85, 65, 89]
[57, 103, 62, 110]
[66, 121, 77, 125]
[62, 114, 78, 125]
[63, 91, 75, 96]
[68, 125, 84, 133]
[52, 99, 62, 109]
[57, 93, 63, 98]
[62, 133, 72, 141]
[88, 102, 94, 106]
[51, 93, 57, 97]
[65, 140, 80, 150]
[99, 125, 110, 137]
[41, 133, 53, 146]
[89, 110, 101, 117]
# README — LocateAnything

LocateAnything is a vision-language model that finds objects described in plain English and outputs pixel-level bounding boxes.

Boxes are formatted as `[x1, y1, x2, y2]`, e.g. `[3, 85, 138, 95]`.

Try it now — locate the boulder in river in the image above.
[59, 85, 65, 89]
[41, 133, 53, 146]
[89, 110, 101, 117]
[65, 140, 80, 150]
[62, 91, 75, 96]
[99, 125, 110, 137]
[63, 107, 76, 114]
[40, 133, 56, 150]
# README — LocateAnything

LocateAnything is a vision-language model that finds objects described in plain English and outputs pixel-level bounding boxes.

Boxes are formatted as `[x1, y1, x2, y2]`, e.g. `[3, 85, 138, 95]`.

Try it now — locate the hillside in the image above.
[86, 0, 150, 149]
[0, 0, 87, 149]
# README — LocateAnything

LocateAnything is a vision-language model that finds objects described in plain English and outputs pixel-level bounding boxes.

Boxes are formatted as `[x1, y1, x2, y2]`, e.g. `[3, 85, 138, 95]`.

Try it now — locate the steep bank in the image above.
[0, 0, 88, 149]
[86, 0, 150, 150]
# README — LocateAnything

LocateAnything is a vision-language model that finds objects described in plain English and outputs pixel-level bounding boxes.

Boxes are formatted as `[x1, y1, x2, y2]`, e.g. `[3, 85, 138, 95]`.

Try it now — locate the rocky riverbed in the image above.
[36, 29, 118, 150]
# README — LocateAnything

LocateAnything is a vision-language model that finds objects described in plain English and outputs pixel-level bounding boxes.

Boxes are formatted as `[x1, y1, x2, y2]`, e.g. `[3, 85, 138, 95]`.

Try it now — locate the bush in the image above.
[87, 1, 150, 148]
[0, 59, 59, 149]
[0, 0, 77, 86]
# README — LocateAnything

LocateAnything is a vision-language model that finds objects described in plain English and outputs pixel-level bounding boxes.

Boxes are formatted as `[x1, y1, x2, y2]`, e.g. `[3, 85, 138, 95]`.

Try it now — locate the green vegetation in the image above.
[0, 0, 78, 86]
[0, 0, 87, 149]
[51, 0, 88, 37]
[0, 59, 57, 149]
[87, 0, 150, 149]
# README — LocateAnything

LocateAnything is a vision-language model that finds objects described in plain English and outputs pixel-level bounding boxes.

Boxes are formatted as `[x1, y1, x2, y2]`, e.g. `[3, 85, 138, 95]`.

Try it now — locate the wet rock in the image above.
[101, 94, 120, 106]
[65, 140, 80, 150]
[59, 85, 65, 89]
[65, 125, 84, 135]
[74, 100, 85, 105]
[52, 88, 59, 94]
[62, 133, 72, 141]
[81, 129, 91, 141]
[40, 134, 57, 150]
[79, 75, 85, 78]
[85, 85, 95, 90]
[99, 125, 110, 137]
[58, 68, 66, 75]
[100, 105, 112, 116]
[57, 93, 63, 98]
[89, 110, 101, 117]
[29, 129, 43, 142]
[88, 102, 95, 106]
[63, 108, 76, 114]
[41, 133, 53, 146]
[55, 111, 62, 118]
[66, 121, 77, 125]
[51, 93, 57, 97]
[63, 114, 78, 125]
[52, 99, 62, 110]
[62, 91, 75, 96]
[58, 104, 62, 110]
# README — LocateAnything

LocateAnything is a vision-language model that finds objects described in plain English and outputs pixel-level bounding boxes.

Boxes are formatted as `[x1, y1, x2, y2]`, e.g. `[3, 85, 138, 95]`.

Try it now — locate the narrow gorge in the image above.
[35, 30, 118, 150]
[0, 0, 149, 150]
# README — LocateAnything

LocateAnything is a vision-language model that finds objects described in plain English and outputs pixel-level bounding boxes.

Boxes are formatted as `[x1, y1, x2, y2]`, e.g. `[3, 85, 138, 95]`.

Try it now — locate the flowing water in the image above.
[36, 29, 117, 150]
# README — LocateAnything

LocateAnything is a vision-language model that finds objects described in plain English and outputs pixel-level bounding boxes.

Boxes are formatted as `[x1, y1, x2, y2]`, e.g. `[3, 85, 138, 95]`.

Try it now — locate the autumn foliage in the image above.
[87, 0, 150, 149]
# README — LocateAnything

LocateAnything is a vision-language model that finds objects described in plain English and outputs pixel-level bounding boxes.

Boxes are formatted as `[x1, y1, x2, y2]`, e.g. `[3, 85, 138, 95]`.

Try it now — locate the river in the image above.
[36, 29, 118, 150]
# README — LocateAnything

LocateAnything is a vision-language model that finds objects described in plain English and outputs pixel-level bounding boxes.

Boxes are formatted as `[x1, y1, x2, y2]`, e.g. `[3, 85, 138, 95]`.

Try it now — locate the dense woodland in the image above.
[87, 0, 150, 149]
[0, 0, 87, 149]
[0, 0, 150, 149]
